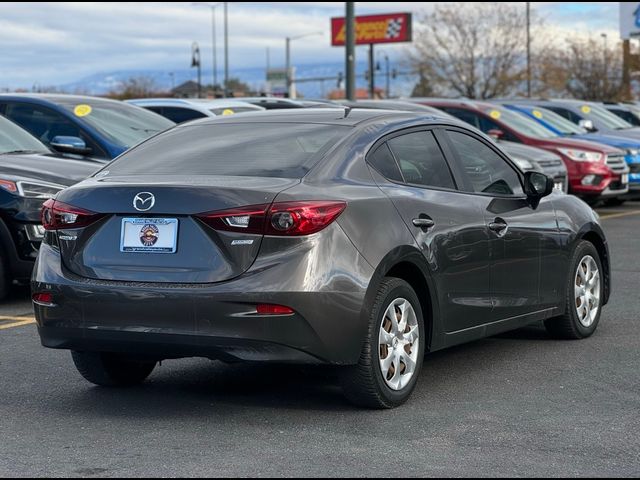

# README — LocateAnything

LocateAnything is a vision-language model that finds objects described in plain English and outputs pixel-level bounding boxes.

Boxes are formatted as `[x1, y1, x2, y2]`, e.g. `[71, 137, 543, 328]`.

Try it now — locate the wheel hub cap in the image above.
[378, 298, 419, 391]
[574, 255, 600, 328]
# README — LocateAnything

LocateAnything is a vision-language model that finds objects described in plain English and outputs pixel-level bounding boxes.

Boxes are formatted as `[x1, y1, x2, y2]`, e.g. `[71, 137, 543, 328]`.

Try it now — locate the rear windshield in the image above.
[103, 123, 350, 178]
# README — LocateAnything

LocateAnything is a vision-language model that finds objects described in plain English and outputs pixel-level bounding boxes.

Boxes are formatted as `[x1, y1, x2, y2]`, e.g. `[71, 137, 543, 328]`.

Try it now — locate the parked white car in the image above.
[126, 98, 265, 124]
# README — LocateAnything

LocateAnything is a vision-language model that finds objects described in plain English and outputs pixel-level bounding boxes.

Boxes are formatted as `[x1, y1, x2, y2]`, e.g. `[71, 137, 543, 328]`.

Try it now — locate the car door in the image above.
[367, 128, 493, 332]
[442, 127, 561, 322]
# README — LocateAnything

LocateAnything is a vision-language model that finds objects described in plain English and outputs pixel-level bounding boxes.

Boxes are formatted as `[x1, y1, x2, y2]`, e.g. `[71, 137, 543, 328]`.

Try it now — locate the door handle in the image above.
[488, 219, 508, 235]
[412, 218, 435, 230]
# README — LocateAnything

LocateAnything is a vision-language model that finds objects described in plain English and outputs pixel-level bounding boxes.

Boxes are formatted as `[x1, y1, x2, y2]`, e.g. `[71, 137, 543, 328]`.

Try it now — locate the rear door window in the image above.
[387, 131, 456, 190]
[367, 143, 403, 182]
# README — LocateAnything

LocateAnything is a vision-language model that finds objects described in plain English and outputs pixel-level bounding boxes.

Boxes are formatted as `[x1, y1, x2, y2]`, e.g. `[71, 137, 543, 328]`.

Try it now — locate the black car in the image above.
[33, 109, 609, 408]
[0, 115, 98, 298]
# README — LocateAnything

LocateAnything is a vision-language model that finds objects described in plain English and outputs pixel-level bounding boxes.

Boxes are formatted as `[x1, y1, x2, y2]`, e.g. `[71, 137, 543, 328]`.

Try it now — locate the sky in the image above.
[0, 2, 625, 90]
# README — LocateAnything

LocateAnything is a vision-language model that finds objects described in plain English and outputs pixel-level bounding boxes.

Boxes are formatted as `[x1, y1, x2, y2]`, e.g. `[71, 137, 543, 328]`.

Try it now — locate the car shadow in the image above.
[46, 324, 554, 415]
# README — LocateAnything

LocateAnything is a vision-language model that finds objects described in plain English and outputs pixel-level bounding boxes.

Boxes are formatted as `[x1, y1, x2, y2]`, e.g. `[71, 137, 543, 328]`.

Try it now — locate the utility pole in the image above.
[526, 1, 531, 98]
[224, 1, 229, 97]
[345, 2, 355, 101]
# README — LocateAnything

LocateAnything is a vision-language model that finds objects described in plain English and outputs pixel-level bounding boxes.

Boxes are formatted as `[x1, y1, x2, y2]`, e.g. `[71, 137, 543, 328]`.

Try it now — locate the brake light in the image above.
[41, 199, 103, 230]
[197, 201, 346, 236]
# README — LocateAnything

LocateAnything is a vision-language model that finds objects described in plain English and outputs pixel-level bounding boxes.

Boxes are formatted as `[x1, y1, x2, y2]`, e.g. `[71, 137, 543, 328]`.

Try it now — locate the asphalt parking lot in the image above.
[1, 202, 639, 477]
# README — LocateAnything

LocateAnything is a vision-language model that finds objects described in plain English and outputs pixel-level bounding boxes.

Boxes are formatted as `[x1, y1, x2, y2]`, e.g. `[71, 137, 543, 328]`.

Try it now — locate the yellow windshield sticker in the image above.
[73, 104, 92, 117]
[222, 109, 235, 116]
[489, 110, 501, 119]
[532, 109, 543, 119]
[581, 105, 591, 114]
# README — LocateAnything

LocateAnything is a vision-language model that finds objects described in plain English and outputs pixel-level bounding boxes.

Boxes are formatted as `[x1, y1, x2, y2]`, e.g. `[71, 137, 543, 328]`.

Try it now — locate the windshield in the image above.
[525, 107, 586, 135]
[582, 104, 633, 130]
[0, 115, 49, 155]
[59, 100, 175, 148]
[486, 107, 558, 139]
[104, 123, 350, 178]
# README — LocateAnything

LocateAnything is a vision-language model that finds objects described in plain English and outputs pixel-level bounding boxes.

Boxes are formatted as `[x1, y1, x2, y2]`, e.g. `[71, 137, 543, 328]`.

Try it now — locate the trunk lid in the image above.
[55, 175, 298, 283]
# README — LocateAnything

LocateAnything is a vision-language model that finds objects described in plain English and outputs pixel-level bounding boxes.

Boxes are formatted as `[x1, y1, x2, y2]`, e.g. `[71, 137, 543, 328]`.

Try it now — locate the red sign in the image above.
[331, 12, 412, 46]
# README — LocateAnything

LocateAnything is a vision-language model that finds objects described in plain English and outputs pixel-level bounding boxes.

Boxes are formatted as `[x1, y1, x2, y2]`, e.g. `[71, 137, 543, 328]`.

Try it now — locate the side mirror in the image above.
[487, 129, 505, 141]
[50, 136, 92, 155]
[524, 171, 554, 199]
[578, 119, 596, 132]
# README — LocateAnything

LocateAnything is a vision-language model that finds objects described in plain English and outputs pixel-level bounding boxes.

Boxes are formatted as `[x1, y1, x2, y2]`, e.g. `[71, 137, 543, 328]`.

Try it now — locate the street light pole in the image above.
[191, 42, 202, 98]
[193, 3, 223, 96]
[286, 36, 291, 97]
[285, 31, 322, 99]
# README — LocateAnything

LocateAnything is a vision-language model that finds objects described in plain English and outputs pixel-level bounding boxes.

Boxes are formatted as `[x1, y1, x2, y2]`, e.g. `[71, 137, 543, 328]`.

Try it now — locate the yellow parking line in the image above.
[0, 318, 36, 330]
[599, 210, 640, 220]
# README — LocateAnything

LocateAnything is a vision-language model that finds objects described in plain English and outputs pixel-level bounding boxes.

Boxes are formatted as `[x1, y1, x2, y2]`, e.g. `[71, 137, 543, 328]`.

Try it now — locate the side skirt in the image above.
[431, 307, 559, 351]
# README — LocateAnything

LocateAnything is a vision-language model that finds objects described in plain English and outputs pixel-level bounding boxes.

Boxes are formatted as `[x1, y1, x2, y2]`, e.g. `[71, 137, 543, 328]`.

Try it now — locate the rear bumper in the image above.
[32, 225, 375, 365]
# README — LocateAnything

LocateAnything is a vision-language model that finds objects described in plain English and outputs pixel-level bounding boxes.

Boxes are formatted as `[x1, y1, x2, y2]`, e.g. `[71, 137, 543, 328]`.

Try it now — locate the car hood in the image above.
[574, 133, 640, 149]
[0, 153, 99, 186]
[533, 136, 624, 154]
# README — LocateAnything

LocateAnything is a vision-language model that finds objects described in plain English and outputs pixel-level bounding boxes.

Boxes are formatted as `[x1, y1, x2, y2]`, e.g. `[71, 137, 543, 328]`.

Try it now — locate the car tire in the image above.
[544, 240, 603, 340]
[71, 351, 156, 387]
[0, 252, 9, 301]
[340, 277, 425, 409]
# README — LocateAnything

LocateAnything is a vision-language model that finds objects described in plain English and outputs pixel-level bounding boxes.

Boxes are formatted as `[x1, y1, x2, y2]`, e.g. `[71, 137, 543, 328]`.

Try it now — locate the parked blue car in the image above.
[501, 103, 640, 195]
[0, 94, 175, 161]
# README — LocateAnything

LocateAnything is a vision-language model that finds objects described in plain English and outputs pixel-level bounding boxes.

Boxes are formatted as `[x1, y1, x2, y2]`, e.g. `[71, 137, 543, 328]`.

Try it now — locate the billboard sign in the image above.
[331, 12, 412, 46]
[620, 2, 640, 39]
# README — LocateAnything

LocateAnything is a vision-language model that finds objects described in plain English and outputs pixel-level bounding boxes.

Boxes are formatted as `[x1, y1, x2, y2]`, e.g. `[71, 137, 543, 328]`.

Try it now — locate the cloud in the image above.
[0, 2, 623, 89]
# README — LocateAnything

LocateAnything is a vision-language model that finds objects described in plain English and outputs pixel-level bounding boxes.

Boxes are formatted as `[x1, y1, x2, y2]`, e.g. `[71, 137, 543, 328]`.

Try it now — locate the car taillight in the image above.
[41, 199, 103, 230]
[197, 201, 346, 236]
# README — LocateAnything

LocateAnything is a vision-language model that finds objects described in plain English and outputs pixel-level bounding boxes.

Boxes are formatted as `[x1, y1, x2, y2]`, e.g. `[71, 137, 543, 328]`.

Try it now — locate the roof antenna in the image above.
[343, 105, 352, 118]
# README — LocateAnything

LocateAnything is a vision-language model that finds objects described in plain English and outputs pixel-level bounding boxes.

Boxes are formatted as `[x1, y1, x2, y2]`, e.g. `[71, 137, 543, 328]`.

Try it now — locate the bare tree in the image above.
[107, 76, 161, 100]
[537, 37, 625, 101]
[408, 3, 541, 99]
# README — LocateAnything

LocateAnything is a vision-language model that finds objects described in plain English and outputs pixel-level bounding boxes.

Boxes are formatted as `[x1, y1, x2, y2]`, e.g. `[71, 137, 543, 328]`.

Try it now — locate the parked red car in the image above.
[411, 99, 629, 202]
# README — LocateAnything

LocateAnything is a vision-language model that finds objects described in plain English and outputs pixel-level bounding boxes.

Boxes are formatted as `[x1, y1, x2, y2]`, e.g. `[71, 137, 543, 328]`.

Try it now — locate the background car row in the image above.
[0, 92, 637, 299]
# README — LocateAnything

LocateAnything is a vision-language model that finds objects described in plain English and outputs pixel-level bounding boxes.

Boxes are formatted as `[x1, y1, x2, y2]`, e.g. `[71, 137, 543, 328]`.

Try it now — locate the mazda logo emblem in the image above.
[133, 192, 155, 212]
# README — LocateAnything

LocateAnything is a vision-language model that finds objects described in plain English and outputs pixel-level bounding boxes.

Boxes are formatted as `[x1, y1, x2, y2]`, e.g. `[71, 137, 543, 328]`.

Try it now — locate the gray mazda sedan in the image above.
[32, 108, 610, 408]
